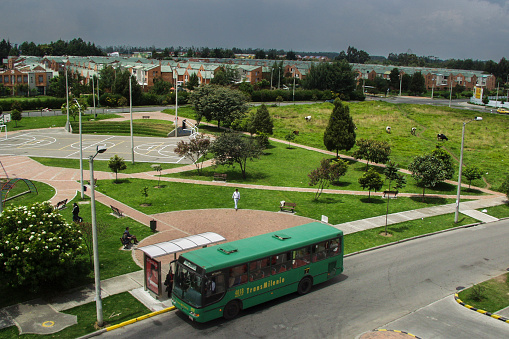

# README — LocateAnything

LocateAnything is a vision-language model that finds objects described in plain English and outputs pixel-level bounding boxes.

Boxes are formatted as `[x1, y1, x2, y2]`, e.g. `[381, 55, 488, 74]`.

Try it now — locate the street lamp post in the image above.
[73, 99, 84, 199]
[65, 67, 70, 132]
[454, 116, 483, 223]
[431, 77, 435, 99]
[89, 145, 107, 326]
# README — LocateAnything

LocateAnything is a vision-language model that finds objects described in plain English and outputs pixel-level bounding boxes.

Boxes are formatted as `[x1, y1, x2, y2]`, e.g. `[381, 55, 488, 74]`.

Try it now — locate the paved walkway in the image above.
[0, 131, 507, 335]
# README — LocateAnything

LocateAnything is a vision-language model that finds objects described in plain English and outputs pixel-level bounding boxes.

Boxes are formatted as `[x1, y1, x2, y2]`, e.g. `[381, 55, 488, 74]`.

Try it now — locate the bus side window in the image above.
[293, 247, 311, 268]
[205, 272, 226, 306]
[312, 241, 328, 262]
[329, 238, 340, 257]
[229, 264, 247, 288]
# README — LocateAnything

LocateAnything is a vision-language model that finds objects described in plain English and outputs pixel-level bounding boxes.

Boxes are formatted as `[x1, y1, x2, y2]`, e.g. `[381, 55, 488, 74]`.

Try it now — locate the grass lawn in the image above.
[344, 213, 477, 253]
[165, 139, 485, 196]
[95, 178, 457, 225]
[31, 157, 184, 174]
[1, 180, 55, 208]
[0, 292, 150, 338]
[478, 203, 509, 219]
[457, 273, 509, 313]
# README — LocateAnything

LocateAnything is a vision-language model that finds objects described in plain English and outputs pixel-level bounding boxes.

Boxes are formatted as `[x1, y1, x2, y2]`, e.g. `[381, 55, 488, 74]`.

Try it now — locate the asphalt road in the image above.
[97, 220, 509, 338]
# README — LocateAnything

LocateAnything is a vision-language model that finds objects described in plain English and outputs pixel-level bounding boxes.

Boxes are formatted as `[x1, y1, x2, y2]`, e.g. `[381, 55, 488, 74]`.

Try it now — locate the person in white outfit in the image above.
[232, 189, 240, 211]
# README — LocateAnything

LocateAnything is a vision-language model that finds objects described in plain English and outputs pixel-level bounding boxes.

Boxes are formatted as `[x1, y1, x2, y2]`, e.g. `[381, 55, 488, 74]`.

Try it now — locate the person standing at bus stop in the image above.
[232, 188, 240, 211]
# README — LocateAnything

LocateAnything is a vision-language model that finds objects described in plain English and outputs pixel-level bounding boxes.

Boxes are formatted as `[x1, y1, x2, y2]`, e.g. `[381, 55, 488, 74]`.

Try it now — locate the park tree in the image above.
[174, 134, 211, 175]
[389, 68, 401, 90]
[151, 164, 163, 187]
[108, 154, 127, 182]
[190, 85, 248, 128]
[238, 81, 254, 96]
[284, 132, 296, 148]
[186, 73, 199, 91]
[10, 109, 21, 127]
[383, 161, 407, 235]
[410, 72, 426, 95]
[463, 165, 483, 188]
[248, 104, 273, 135]
[323, 99, 356, 157]
[151, 78, 173, 95]
[113, 69, 142, 104]
[308, 158, 348, 200]
[210, 65, 238, 85]
[61, 97, 88, 121]
[431, 147, 454, 180]
[302, 60, 356, 96]
[75, 221, 108, 267]
[358, 167, 384, 202]
[352, 138, 391, 170]
[0, 202, 85, 291]
[210, 132, 262, 179]
[408, 151, 451, 201]
[98, 65, 117, 93]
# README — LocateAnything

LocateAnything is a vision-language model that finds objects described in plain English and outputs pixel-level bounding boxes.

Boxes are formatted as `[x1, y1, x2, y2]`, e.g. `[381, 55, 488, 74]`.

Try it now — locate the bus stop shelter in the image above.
[137, 232, 226, 299]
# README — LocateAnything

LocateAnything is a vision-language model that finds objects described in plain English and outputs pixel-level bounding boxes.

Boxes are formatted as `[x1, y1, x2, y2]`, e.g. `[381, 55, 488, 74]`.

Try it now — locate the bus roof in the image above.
[180, 222, 343, 272]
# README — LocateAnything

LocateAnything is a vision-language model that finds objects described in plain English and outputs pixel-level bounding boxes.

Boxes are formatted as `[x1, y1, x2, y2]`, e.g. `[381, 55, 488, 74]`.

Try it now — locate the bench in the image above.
[213, 173, 227, 182]
[383, 190, 399, 198]
[142, 115, 150, 119]
[280, 201, 296, 213]
[54, 199, 68, 210]
[120, 234, 134, 249]
[111, 205, 124, 218]
[87, 178, 98, 186]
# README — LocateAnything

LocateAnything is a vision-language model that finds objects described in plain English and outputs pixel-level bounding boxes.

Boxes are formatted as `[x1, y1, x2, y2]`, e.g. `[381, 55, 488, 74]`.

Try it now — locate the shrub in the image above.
[0, 202, 85, 291]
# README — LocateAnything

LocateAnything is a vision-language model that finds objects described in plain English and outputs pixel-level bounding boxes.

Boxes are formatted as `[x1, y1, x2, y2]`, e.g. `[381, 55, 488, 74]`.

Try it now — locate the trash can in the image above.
[150, 220, 157, 231]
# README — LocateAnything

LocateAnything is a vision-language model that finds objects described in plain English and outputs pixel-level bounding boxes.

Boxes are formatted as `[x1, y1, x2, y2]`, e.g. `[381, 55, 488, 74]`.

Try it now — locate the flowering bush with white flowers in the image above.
[0, 201, 84, 290]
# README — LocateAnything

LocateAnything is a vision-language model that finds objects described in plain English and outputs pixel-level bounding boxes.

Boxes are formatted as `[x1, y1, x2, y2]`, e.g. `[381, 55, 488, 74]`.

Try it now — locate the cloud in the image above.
[1, 0, 508, 61]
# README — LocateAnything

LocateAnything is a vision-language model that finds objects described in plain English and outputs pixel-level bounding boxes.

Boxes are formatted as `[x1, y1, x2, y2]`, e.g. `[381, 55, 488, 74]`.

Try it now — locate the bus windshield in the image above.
[174, 261, 203, 308]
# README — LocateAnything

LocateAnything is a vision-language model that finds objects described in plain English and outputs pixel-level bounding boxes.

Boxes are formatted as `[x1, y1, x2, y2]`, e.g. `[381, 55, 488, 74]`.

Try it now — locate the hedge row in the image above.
[249, 89, 365, 102]
[0, 97, 66, 111]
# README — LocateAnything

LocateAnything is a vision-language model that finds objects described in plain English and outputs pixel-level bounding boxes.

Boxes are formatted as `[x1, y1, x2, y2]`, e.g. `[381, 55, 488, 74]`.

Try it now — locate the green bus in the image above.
[172, 222, 344, 322]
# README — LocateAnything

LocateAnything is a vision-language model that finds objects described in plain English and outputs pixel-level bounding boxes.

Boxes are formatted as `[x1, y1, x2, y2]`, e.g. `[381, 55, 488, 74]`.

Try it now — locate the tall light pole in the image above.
[92, 77, 96, 118]
[129, 77, 134, 164]
[455, 116, 483, 223]
[89, 145, 107, 327]
[292, 75, 296, 104]
[449, 77, 453, 108]
[278, 66, 281, 90]
[65, 67, 70, 132]
[73, 99, 84, 199]
[175, 72, 179, 137]
[270, 67, 273, 90]
[431, 77, 435, 99]
[399, 73, 402, 96]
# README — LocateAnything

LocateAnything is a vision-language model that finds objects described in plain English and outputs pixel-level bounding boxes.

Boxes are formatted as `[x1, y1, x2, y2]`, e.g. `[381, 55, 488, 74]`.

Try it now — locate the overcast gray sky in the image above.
[2, 0, 508, 61]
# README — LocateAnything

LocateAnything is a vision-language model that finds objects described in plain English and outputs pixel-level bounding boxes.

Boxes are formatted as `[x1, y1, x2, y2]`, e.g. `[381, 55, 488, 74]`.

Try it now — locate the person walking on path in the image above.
[232, 189, 240, 211]
[72, 203, 82, 223]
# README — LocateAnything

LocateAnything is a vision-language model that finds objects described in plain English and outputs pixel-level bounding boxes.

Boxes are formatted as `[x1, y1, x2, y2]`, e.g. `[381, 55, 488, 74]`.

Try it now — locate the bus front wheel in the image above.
[223, 300, 241, 320]
[297, 276, 313, 295]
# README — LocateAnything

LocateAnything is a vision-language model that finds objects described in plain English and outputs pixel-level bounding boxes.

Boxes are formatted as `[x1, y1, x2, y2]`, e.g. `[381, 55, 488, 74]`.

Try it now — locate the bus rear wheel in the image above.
[297, 276, 313, 295]
[223, 300, 241, 320]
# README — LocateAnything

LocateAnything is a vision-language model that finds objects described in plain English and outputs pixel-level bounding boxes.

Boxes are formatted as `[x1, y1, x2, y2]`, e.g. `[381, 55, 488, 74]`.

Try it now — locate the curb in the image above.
[375, 329, 422, 338]
[77, 306, 176, 338]
[454, 294, 509, 324]
[344, 221, 481, 258]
